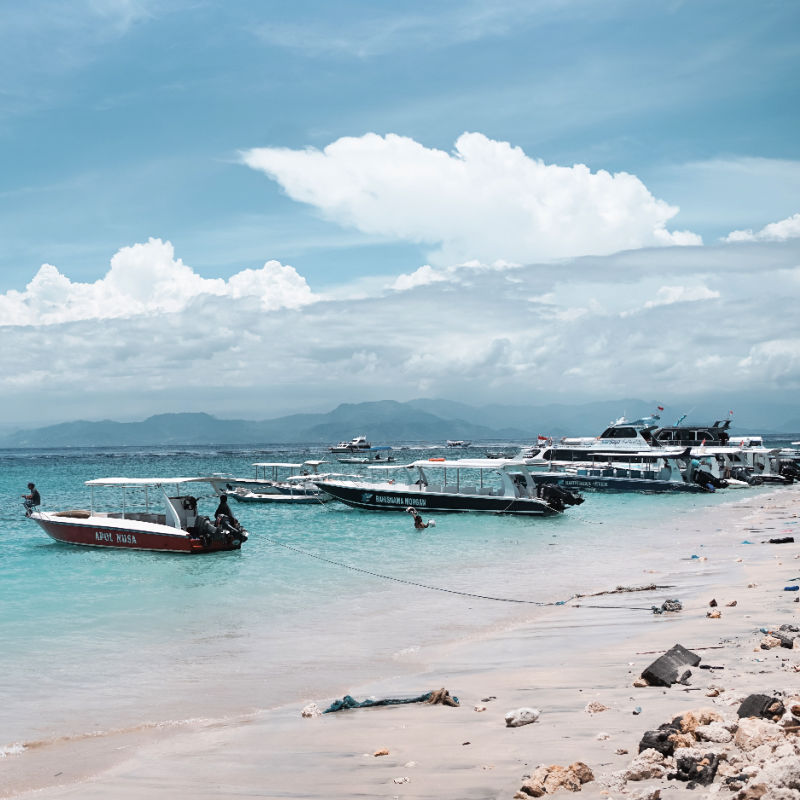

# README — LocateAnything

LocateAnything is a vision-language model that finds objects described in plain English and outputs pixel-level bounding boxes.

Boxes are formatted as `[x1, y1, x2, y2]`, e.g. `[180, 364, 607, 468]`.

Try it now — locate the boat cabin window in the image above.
[600, 427, 637, 438]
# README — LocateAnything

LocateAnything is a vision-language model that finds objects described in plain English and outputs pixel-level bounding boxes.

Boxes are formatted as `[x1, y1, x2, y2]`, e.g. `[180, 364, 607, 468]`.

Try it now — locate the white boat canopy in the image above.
[85, 477, 210, 487]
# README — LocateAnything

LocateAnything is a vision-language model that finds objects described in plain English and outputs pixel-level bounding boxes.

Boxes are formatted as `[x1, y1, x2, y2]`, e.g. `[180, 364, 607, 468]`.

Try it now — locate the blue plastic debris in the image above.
[784, 586, 799, 592]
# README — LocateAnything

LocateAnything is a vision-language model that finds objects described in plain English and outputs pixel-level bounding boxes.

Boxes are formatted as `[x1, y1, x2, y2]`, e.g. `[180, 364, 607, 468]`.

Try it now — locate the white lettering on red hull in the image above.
[95, 531, 137, 544]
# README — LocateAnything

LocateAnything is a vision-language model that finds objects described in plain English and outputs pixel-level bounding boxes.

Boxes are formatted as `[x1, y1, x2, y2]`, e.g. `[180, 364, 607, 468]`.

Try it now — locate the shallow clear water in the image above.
[0, 442, 786, 750]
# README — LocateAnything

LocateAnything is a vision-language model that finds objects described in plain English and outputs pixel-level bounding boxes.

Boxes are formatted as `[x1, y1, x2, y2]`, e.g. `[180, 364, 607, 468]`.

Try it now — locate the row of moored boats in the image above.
[25, 413, 800, 554]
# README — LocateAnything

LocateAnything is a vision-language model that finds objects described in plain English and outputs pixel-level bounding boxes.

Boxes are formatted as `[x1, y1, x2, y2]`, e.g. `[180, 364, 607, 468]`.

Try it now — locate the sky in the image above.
[1, 0, 799, 425]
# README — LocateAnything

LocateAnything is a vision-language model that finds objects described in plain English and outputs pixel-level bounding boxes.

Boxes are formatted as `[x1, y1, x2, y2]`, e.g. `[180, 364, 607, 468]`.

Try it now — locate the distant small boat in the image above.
[446, 440, 470, 447]
[330, 435, 372, 453]
[337, 446, 394, 464]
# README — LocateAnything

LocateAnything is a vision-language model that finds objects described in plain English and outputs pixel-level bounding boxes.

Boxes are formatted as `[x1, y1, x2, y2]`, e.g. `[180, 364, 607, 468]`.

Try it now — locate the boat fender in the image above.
[429, 457, 445, 462]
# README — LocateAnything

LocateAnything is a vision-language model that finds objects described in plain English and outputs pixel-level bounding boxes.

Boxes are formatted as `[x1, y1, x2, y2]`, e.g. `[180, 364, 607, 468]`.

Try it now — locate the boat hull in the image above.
[31, 514, 243, 554]
[313, 482, 558, 515]
[232, 492, 328, 504]
[531, 473, 708, 494]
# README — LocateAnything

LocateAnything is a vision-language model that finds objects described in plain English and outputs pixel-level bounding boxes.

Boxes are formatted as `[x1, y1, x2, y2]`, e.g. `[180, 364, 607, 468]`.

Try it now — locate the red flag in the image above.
[657, 406, 664, 411]
[537, 435, 548, 441]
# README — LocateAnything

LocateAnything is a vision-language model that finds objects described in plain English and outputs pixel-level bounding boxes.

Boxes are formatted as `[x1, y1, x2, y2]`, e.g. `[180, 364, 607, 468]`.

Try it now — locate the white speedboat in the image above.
[446, 440, 471, 447]
[314, 458, 584, 515]
[222, 461, 331, 504]
[28, 477, 247, 553]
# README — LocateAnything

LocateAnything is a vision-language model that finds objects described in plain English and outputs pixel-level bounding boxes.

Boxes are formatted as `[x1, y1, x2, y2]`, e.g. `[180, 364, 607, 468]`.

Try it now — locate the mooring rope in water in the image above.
[262, 534, 669, 609]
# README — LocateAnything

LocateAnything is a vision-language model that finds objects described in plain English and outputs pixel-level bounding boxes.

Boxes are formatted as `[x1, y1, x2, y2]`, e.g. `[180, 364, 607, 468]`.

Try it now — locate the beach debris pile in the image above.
[514, 761, 594, 797]
[759, 624, 800, 650]
[505, 707, 541, 728]
[601, 694, 800, 795]
[320, 688, 459, 713]
[651, 598, 682, 614]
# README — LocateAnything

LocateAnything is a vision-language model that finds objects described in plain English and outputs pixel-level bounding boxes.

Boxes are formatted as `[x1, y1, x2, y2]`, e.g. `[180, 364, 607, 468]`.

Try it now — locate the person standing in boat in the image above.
[214, 494, 238, 528]
[22, 482, 41, 516]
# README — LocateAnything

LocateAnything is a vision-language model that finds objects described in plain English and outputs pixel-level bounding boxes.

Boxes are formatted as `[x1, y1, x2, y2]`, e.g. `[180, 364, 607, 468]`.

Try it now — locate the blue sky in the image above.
[1, 1, 799, 424]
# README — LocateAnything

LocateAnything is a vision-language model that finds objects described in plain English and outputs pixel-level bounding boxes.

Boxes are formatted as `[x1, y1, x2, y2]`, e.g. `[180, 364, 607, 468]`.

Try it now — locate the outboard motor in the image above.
[779, 461, 800, 483]
[690, 459, 727, 491]
[538, 483, 584, 512]
[693, 469, 727, 490]
[217, 515, 249, 545]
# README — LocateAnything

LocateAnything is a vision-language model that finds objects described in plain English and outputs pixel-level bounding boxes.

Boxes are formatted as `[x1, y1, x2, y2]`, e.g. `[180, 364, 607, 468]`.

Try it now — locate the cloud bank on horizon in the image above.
[241, 132, 702, 266]
[2, 133, 799, 424]
[1, 204, 799, 424]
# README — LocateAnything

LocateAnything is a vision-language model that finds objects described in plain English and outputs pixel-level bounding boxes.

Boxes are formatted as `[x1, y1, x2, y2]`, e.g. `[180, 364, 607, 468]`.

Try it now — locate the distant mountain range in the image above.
[2, 397, 798, 448]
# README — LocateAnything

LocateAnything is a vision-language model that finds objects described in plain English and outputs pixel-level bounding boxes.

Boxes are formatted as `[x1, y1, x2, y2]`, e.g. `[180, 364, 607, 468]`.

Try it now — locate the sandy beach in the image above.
[5, 485, 800, 799]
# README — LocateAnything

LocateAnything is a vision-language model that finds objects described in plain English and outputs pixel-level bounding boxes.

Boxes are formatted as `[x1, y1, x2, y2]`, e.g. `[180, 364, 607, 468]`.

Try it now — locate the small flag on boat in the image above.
[657, 405, 664, 411]
[538, 435, 548, 441]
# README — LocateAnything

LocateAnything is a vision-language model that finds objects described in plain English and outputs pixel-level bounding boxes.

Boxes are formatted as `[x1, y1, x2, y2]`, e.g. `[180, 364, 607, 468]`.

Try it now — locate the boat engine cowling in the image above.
[538, 483, 585, 511]
[693, 469, 727, 490]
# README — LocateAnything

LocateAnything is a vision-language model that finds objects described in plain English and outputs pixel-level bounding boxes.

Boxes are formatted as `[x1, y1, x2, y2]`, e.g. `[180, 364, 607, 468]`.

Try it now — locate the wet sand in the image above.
[5, 485, 800, 798]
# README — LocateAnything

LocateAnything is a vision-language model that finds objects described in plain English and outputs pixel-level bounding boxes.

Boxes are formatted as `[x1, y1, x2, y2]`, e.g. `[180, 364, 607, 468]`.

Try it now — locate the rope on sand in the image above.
[262, 534, 666, 609]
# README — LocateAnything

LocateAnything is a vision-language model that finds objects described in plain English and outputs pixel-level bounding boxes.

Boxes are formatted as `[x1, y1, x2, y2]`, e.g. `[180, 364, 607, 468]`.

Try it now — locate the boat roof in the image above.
[251, 462, 304, 468]
[85, 477, 209, 487]
[405, 457, 530, 469]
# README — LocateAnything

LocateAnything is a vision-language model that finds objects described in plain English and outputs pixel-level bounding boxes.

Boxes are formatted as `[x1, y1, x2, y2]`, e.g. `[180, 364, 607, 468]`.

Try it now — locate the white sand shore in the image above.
[5, 486, 800, 799]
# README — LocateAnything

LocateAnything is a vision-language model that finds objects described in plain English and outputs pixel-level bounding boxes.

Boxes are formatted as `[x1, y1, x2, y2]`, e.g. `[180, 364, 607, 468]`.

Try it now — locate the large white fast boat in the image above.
[313, 458, 584, 515]
[28, 477, 248, 554]
[529, 450, 713, 493]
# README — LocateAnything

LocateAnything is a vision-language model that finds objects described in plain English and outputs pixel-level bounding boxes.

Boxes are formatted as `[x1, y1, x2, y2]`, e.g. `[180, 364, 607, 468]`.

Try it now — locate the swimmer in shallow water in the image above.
[406, 506, 435, 529]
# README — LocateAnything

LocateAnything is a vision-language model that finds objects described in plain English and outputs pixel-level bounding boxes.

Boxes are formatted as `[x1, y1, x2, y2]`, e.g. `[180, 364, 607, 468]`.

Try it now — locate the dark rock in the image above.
[641, 644, 701, 687]
[768, 536, 795, 544]
[668, 753, 720, 785]
[678, 669, 692, 685]
[737, 693, 785, 721]
[709, 598, 718, 607]
[638, 721, 681, 756]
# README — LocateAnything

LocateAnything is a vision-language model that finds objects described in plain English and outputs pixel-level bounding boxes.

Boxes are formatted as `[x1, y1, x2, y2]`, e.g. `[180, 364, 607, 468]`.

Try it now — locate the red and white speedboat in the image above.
[29, 477, 248, 554]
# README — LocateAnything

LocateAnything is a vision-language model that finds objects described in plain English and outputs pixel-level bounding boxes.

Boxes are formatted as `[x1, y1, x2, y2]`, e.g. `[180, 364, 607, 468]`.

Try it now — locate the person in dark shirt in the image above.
[22, 482, 41, 516]
[214, 494, 238, 527]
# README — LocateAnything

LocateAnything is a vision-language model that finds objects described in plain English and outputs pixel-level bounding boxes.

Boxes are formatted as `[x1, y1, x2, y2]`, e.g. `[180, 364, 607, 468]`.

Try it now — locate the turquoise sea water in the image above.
[0, 441, 790, 754]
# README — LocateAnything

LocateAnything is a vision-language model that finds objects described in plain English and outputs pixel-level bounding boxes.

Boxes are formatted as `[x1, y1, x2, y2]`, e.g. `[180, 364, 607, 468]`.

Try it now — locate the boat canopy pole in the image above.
[161, 486, 182, 529]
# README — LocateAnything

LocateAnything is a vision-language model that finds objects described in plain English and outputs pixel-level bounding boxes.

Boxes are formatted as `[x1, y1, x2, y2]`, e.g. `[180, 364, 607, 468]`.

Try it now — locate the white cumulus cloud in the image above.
[0, 238, 315, 326]
[643, 284, 720, 309]
[241, 132, 702, 267]
[725, 212, 800, 243]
